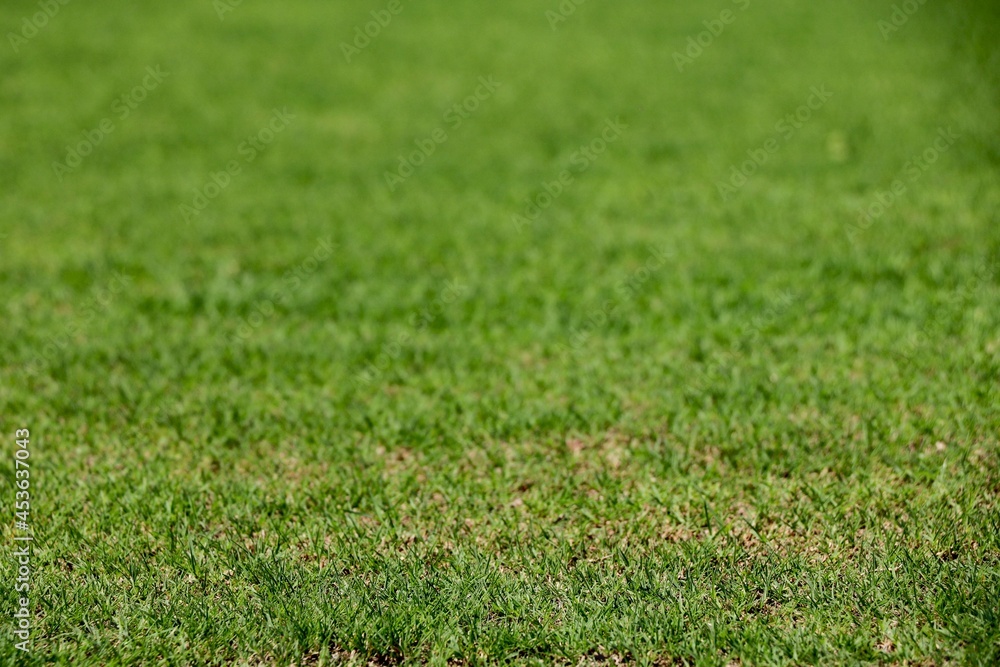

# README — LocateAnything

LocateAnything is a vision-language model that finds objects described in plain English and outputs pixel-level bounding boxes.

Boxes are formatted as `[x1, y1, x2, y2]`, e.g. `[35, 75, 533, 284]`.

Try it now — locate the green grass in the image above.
[2, 0, 999, 664]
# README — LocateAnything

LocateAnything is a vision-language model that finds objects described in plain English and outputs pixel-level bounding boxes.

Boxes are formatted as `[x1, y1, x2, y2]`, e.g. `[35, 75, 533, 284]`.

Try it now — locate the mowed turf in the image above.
[2, 0, 999, 664]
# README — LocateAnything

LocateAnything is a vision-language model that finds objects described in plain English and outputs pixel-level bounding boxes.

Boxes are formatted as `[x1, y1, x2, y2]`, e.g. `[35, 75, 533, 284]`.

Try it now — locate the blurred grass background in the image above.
[1, 0, 998, 664]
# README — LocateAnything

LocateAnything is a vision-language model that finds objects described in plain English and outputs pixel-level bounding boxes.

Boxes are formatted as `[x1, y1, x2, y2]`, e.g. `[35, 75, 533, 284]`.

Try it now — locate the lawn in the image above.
[1, 0, 999, 664]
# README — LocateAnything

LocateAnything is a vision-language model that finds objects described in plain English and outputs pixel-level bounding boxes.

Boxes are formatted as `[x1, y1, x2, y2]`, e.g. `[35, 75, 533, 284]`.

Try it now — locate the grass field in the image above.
[2, 0, 1000, 664]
